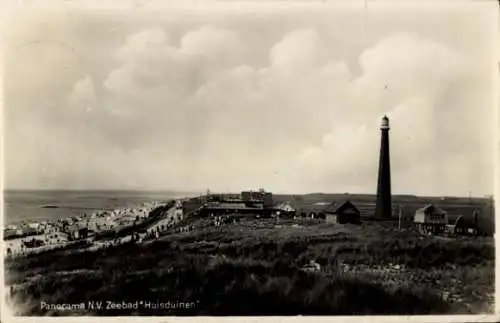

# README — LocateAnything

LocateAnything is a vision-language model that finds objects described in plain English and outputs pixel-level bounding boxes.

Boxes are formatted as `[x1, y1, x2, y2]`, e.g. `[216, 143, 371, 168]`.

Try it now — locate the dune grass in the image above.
[5, 218, 494, 316]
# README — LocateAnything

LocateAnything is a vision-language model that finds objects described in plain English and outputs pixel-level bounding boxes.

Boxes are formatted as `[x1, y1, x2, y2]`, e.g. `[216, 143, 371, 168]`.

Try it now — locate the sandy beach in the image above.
[3, 201, 166, 257]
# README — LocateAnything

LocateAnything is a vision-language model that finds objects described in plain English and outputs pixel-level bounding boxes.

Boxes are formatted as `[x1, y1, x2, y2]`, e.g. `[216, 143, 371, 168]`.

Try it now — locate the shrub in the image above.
[6, 219, 492, 316]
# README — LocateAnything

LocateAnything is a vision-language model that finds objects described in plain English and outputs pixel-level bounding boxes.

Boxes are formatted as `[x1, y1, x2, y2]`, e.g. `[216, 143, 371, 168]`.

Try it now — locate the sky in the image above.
[1, 1, 498, 196]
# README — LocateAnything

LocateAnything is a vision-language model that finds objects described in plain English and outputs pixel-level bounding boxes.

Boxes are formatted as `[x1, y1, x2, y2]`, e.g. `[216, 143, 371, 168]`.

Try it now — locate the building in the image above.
[241, 189, 273, 206]
[4, 229, 18, 239]
[196, 189, 275, 217]
[454, 215, 478, 235]
[275, 201, 296, 216]
[241, 190, 264, 202]
[78, 227, 94, 239]
[241, 191, 253, 202]
[375, 115, 392, 219]
[324, 200, 361, 225]
[479, 199, 495, 236]
[200, 201, 267, 217]
[414, 204, 448, 234]
[262, 192, 274, 208]
[132, 230, 147, 243]
[446, 211, 479, 236]
[23, 238, 44, 248]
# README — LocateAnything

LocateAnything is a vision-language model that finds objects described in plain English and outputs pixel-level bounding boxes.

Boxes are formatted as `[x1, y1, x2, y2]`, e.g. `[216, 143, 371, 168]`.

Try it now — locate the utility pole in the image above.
[398, 204, 402, 230]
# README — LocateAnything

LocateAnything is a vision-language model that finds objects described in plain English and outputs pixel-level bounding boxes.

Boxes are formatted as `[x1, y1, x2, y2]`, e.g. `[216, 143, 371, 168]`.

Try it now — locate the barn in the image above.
[323, 200, 361, 225]
[447, 210, 479, 236]
[414, 204, 448, 234]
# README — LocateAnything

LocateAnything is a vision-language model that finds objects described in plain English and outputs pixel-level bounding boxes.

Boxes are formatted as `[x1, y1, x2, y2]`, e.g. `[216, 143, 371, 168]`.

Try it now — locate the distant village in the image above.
[3, 201, 164, 255]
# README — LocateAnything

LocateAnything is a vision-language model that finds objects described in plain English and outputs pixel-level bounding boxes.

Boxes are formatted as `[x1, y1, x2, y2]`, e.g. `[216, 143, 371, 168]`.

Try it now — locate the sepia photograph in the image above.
[1, 0, 498, 318]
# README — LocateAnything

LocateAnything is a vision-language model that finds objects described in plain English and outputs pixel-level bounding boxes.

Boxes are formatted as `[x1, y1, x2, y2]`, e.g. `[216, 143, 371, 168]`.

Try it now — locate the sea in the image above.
[3, 190, 197, 225]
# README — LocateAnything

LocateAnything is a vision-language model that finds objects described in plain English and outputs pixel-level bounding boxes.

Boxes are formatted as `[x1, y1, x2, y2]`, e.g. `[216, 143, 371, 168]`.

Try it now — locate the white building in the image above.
[414, 204, 448, 234]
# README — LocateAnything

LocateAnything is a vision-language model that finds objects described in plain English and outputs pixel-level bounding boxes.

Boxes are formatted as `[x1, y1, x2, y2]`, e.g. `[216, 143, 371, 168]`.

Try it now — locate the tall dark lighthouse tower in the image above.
[375, 115, 392, 219]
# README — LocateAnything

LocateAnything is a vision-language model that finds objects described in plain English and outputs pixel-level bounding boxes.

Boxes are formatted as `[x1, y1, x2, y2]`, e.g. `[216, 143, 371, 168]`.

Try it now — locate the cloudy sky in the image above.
[2, 1, 497, 196]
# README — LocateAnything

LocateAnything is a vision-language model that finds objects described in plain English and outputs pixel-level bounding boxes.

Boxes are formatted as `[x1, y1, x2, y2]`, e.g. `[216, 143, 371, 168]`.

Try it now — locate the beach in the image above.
[2, 190, 186, 257]
[3, 190, 191, 225]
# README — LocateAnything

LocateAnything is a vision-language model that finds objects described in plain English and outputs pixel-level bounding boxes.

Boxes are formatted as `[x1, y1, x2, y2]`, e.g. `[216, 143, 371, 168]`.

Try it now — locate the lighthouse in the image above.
[375, 115, 392, 219]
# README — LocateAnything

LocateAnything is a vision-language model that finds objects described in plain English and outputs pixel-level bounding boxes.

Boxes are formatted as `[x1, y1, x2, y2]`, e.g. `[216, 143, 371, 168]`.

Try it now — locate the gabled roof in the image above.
[447, 210, 480, 225]
[415, 204, 447, 215]
[324, 200, 359, 214]
[453, 215, 473, 227]
[275, 201, 295, 212]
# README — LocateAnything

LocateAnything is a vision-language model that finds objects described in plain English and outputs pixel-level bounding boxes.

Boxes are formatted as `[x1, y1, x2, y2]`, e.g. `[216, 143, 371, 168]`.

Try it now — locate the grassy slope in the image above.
[5, 217, 494, 316]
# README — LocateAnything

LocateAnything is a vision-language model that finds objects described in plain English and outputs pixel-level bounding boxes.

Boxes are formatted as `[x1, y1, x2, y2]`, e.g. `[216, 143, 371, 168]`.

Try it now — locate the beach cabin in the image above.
[274, 202, 296, 217]
[132, 230, 147, 243]
[28, 223, 40, 229]
[23, 238, 44, 248]
[4, 229, 18, 239]
[414, 204, 448, 234]
[70, 229, 80, 240]
[78, 227, 94, 239]
[324, 200, 361, 225]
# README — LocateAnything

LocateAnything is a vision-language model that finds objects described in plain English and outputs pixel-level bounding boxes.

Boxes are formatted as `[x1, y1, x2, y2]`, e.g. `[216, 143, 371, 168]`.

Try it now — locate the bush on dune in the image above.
[9, 246, 453, 316]
[6, 219, 493, 316]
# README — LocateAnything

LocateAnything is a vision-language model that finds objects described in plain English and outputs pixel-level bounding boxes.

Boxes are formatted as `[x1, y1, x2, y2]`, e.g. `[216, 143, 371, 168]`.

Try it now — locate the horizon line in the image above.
[2, 188, 494, 200]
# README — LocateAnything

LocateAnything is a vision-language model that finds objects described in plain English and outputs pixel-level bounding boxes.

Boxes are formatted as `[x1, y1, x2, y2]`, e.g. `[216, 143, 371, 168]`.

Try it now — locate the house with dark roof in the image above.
[446, 210, 480, 236]
[323, 200, 361, 225]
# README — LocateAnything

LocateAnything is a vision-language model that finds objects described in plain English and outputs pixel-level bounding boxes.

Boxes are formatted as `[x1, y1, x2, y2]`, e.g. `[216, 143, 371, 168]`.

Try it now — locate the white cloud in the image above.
[181, 26, 245, 65]
[117, 28, 172, 64]
[182, 29, 487, 195]
[102, 26, 247, 118]
[279, 32, 478, 195]
[348, 33, 465, 120]
[270, 29, 330, 72]
[68, 76, 97, 112]
[5, 11, 493, 195]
